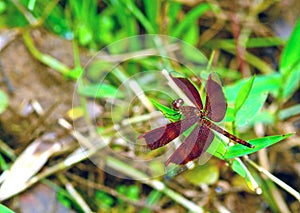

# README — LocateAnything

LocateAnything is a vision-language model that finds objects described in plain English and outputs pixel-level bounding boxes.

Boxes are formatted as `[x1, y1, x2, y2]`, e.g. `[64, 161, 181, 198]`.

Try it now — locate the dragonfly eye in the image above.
[172, 98, 184, 110]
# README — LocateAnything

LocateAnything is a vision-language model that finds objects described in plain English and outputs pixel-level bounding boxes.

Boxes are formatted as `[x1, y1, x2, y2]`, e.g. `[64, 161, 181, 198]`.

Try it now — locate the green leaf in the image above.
[127, 185, 140, 200]
[235, 89, 268, 127]
[0, 1, 7, 14]
[36, 1, 71, 38]
[172, 3, 211, 38]
[224, 134, 293, 159]
[279, 104, 300, 120]
[234, 76, 255, 112]
[182, 21, 198, 45]
[78, 83, 123, 98]
[206, 137, 226, 159]
[76, 23, 93, 46]
[95, 191, 114, 208]
[140, 190, 162, 213]
[231, 158, 258, 191]
[181, 44, 207, 65]
[145, 190, 162, 205]
[56, 190, 72, 209]
[249, 111, 275, 125]
[183, 161, 219, 185]
[280, 17, 300, 75]
[120, 0, 155, 33]
[0, 90, 8, 114]
[225, 73, 280, 103]
[279, 17, 300, 100]
[167, 2, 182, 32]
[226, 75, 270, 127]
[204, 37, 284, 49]
[281, 63, 300, 100]
[150, 99, 181, 122]
[144, 0, 158, 32]
[0, 204, 15, 213]
[224, 106, 235, 122]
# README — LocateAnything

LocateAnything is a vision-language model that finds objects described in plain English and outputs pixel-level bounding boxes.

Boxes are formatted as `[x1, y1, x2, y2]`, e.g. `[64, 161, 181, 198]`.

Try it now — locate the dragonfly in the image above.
[138, 73, 254, 165]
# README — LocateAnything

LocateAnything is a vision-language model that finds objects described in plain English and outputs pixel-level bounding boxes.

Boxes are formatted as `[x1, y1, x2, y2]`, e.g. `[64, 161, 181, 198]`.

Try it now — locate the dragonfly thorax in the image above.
[172, 98, 202, 118]
[180, 106, 202, 118]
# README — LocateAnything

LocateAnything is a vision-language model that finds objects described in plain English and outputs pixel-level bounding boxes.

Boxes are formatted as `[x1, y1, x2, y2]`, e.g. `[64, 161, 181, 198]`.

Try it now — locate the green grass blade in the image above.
[280, 17, 300, 75]
[181, 21, 199, 45]
[78, 83, 123, 98]
[204, 40, 274, 74]
[167, 2, 182, 32]
[204, 37, 285, 49]
[120, 0, 155, 33]
[140, 190, 162, 212]
[278, 17, 300, 101]
[172, 3, 211, 37]
[143, 0, 158, 32]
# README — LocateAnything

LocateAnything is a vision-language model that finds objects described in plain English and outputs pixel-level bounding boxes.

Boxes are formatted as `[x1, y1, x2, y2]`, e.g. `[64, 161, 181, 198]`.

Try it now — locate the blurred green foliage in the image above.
[0, 204, 14, 213]
[0, 90, 8, 114]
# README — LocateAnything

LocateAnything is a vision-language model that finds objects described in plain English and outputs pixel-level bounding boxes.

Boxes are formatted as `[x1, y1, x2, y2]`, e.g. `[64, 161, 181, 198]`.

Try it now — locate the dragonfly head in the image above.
[172, 98, 184, 110]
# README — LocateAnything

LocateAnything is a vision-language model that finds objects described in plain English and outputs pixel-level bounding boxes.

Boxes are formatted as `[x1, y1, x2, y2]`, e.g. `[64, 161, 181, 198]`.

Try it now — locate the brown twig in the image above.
[229, 11, 249, 77]
[0, 59, 15, 93]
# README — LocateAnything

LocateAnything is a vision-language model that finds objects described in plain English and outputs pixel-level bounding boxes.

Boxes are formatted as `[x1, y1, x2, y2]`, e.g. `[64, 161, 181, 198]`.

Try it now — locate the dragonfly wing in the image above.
[166, 124, 214, 165]
[204, 74, 227, 122]
[138, 116, 198, 150]
[171, 76, 203, 110]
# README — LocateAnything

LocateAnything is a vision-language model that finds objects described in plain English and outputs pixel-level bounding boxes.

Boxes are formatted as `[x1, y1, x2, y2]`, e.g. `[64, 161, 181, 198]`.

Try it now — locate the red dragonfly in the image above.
[138, 73, 254, 165]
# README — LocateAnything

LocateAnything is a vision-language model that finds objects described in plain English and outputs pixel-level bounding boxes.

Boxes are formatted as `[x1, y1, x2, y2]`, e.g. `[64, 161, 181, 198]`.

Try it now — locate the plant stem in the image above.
[246, 157, 300, 202]
[22, 29, 71, 76]
[106, 156, 204, 213]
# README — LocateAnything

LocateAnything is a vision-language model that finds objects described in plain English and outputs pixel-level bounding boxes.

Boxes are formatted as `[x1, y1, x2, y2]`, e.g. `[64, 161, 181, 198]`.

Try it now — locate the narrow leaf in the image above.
[172, 3, 211, 38]
[236, 90, 268, 127]
[144, 0, 158, 32]
[78, 83, 123, 98]
[279, 17, 300, 100]
[206, 137, 226, 159]
[282, 63, 300, 99]
[279, 104, 300, 120]
[150, 99, 181, 122]
[235, 76, 255, 112]
[0, 204, 14, 213]
[280, 17, 300, 75]
[231, 158, 259, 192]
[0, 90, 8, 114]
[121, 0, 155, 33]
[224, 134, 293, 159]
[225, 73, 281, 103]
[145, 190, 162, 206]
